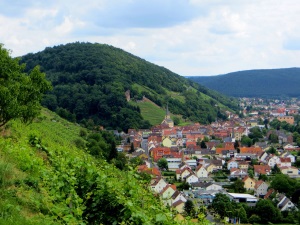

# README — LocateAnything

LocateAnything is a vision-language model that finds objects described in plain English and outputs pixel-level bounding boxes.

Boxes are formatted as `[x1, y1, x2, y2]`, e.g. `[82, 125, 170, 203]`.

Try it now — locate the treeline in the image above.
[189, 68, 300, 98]
[21, 42, 238, 131]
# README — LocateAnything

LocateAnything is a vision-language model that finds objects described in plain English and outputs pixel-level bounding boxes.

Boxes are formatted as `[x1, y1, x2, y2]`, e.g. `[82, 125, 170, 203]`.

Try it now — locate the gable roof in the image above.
[242, 175, 256, 183]
[172, 200, 185, 207]
[264, 188, 275, 199]
[254, 165, 271, 174]
[239, 146, 263, 154]
[254, 180, 266, 189]
[160, 184, 177, 195]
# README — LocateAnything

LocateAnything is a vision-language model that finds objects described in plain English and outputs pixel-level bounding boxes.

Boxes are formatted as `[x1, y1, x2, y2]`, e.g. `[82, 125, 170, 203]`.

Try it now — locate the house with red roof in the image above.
[279, 157, 292, 167]
[152, 147, 171, 162]
[137, 165, 161, 177]
[160, 184, 177, 201]
[253, 165, 271, 177]
[239, 146, 263, 155]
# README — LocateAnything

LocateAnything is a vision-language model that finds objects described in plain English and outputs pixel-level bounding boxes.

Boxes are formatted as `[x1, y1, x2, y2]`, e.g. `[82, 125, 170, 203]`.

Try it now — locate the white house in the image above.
[195, 165, 208, 178]
[150, 177, 168, 193]
[160, 184, 177, 201]
[279, 157, 292, 167]
[267, 155, 281, 168]
[185, 173, 199, 184]
[227, 159, 239, 170]
[254, 180, 269, 197]
[277, 195, 298, 211]
[230, 168, 248, 179]
[176, 167, 194, 180]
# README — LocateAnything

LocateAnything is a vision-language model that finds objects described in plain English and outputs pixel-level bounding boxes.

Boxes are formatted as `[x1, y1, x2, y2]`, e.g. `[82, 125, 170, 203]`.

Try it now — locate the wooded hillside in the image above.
[188, 68, 300, 98]
[21, 42, 238, 131]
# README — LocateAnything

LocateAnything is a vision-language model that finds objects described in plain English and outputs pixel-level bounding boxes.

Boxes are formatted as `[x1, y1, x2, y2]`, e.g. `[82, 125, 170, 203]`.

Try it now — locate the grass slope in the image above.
[0, 109, 194, 225]
[130, 101, 166, 125]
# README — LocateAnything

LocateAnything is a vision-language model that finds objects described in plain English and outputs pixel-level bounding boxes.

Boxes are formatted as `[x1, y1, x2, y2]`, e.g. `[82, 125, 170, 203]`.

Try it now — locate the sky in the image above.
[1, 0, 300, 76]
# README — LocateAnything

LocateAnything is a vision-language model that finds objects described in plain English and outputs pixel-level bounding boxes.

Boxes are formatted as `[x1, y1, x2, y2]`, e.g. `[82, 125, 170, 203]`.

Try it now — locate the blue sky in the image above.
[1, 0, 299, 76]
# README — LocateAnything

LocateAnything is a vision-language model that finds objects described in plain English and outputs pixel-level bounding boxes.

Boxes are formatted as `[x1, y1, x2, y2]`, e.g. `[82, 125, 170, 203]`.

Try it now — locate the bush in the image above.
[249, 214, 261, 224]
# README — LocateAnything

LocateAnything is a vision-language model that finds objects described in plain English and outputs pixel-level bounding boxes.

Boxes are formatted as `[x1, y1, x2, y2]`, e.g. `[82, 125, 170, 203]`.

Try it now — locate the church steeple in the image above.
[165, 103, 170, 119]
[161, 103, 174, 128]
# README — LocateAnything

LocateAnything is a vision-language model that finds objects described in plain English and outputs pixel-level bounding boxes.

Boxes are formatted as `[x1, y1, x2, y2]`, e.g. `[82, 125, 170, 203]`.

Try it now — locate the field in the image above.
[130, 100, 166, 125]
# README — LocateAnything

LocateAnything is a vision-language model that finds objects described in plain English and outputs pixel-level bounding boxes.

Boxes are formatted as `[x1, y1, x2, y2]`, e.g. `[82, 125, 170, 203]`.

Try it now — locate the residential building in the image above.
[243, 176, 256, 191]
[227, 159, 239, 170]
[277, 194, 298, 211]
[254, 180, 269, 197]
[253, 165, 271, 177]
[280, 166, 298, 177]
[195, 165, 208, 178]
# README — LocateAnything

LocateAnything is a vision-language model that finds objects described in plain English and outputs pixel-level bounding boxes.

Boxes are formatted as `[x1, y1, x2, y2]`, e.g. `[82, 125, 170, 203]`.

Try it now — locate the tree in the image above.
[236, 206, 248, 224]
[203, 136, 210, 142]
[271, 164, 281, 175]
[269, 133, 279, 143]
[258, 174, 268, 181]
[255, 199, 281, 223]
[212, 193, 234, 219]
[267, 146, 277, 154]
[0, 44, 52, 127]
[234, 140, 239, 149]
[157, 158, 168, 171]
[230, 178, 246, 193]
[184, 199, 196, 217]
[270, 173, 297, 197]
[200, 140, 207, 148]
[241, 135, 252, 147]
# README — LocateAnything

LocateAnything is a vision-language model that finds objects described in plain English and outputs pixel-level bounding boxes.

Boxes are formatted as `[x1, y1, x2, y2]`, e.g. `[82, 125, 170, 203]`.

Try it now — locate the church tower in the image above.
[161, 104, 174, 128]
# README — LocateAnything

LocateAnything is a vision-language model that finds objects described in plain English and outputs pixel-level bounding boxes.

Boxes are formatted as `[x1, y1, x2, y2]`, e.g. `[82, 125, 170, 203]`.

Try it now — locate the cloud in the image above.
[0, 0, 300, 76]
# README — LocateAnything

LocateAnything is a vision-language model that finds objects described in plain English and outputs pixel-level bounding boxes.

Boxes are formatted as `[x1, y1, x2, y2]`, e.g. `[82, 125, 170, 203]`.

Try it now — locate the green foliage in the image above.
[157, 158, 168, 171]
[189, 68, 300, 98]
[270, 174, 300, 197]
[21, 42, 238, 131]
[248, 127, 263, 143]
[248, 214, 261, 224]
[0, 110, 198, 225]
[241, 135, 252, 147]
[267, 146, 277, 154]
[236, 206, 248, 223]
[230, 179, 246, 193]
[211, 193, 234, 219]
[0, 44, 52, 127]
[184, 199, 196, 218]
[254, 199, 282, 223]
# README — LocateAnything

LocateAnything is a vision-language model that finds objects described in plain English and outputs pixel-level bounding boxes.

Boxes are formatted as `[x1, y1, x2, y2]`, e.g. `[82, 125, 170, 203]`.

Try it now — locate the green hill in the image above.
[0, 109, 192, 225]
[20, 42, 238, 131]
[188, 68, 300, 98]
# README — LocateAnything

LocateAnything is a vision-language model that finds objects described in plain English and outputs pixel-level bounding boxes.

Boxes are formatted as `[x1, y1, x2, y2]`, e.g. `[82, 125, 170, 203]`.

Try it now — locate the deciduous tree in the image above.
[0, 44, 52, 127]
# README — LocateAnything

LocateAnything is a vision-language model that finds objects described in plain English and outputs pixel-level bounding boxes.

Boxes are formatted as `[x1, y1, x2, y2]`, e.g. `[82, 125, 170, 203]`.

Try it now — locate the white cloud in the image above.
[0, 0, 299, 75]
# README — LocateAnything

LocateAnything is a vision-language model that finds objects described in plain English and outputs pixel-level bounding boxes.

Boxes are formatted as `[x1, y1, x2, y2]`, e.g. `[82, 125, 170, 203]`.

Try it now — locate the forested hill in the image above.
[188, 68, 300, 98]
[20, 42, 238, 131]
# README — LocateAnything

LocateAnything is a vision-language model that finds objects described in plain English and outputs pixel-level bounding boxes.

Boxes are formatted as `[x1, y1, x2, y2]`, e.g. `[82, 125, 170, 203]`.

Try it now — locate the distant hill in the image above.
[20, 42, 238, 131]
[188, 68, 300, 98]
